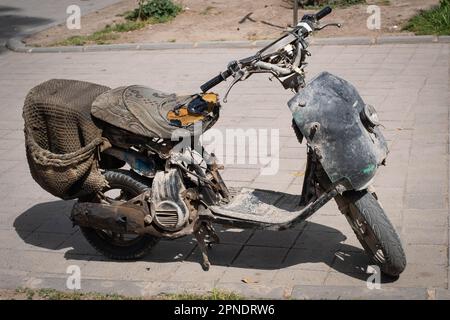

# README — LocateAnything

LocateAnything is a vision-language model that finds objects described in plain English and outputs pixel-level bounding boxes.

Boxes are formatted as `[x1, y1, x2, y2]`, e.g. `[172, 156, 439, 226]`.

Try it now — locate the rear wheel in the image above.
[80, 170, 159, 260]
[337, 190, 406, 277]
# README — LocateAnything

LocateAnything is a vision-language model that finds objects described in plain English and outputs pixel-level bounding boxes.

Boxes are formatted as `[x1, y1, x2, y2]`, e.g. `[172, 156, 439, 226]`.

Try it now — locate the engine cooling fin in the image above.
[151, 169, 189, 231]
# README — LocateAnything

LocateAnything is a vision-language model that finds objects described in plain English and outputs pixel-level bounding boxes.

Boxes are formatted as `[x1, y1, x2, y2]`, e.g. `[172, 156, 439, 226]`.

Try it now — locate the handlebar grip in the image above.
[200, 70, 231, 92]
[315, 6, 332, 21]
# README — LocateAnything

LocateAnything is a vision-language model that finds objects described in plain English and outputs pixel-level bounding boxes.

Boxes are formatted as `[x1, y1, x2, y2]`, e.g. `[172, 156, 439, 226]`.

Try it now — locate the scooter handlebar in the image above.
[200, 69, 232, 92]
[315, 6, 332, 21]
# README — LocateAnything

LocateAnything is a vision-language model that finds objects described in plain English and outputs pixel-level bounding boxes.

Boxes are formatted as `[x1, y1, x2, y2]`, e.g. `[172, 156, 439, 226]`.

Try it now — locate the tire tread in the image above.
[342, 191, 406, 277]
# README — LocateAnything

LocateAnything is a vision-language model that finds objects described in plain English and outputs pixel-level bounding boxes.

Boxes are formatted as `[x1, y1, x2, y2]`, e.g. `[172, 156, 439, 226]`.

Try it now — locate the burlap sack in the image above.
[23, 79, 111, 200]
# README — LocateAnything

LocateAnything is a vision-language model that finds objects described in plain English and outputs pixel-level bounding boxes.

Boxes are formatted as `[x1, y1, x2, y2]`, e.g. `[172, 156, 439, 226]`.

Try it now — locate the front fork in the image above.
[300, 145, 333, 206]
[292, 118, 330, 206]
[300, 146, 317, 206]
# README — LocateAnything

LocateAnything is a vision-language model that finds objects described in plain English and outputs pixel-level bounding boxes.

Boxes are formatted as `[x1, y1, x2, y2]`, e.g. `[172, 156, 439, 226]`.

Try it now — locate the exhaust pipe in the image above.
[70, 189, 196, 240]
[71, 195, 152, 234]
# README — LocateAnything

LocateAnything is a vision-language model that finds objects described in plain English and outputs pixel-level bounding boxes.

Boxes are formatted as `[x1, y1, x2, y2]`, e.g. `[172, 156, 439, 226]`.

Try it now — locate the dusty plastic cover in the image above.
[289, 72, 388, 190]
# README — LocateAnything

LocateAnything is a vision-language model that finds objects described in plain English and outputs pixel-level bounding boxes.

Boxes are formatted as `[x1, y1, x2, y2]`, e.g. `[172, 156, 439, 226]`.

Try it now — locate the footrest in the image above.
[210, 188, 304, 225]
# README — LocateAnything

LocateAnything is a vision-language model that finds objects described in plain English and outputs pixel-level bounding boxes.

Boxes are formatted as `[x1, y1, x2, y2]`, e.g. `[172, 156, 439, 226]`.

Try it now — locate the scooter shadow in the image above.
[14, 200, 396, 283]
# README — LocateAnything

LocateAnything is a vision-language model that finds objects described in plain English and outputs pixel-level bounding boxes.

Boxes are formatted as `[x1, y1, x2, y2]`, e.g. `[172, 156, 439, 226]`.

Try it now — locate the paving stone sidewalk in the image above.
[0, 42, 448, 299]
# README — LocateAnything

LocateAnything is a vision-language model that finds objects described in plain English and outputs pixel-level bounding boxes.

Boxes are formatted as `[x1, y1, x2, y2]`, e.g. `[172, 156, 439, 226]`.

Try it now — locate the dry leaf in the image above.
[292, 171, 305, 177]
[241, 277, 258, 284]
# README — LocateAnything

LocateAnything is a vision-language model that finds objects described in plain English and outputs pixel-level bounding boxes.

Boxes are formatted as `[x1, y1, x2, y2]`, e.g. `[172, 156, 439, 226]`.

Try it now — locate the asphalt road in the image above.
[0, 0, 122, 50]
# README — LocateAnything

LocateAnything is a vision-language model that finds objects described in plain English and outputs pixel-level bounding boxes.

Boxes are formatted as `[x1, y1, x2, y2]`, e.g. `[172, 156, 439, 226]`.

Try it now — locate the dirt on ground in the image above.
[0, 289, 127, 300]
[0, 288, 240, 300]
[25, 0, 440, 46]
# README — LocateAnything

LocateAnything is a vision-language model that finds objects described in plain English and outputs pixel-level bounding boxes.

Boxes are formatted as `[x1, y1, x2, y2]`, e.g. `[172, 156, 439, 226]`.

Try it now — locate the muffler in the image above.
[71, 192, 152, 234]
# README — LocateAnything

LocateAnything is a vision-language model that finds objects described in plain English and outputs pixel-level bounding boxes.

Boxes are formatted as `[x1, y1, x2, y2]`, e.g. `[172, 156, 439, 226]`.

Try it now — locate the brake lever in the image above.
[315, 23, 342, 31]
[223, 71, 245, 103]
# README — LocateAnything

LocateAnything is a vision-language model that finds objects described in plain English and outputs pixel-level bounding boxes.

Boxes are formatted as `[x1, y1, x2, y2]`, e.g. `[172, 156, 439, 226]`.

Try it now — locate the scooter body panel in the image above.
[288, 72, 388, 190]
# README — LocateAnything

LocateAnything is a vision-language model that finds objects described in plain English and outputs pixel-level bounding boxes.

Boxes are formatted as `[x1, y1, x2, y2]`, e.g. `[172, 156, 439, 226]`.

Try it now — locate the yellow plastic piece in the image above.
[202, 93, 218, 104]
[166, 93, 219, 126]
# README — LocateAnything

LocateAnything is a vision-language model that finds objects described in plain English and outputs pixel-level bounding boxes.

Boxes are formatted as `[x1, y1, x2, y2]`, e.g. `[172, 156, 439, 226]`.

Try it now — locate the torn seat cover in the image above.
[91, 85, 219, 140]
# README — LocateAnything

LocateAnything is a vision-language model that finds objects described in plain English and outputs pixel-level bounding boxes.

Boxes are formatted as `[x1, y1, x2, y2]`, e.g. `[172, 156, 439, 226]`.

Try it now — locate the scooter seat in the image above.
[91, 85, 218, 140]
[91, 85, 192, 139]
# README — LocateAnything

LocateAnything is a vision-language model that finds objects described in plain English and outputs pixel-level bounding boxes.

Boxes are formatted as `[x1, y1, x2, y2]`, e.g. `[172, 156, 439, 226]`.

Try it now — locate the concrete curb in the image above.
[376, 35, 438, 44]
[4, 272, 446, 300]
[5, 35, 449, 53]
[291, 285, 429, 300]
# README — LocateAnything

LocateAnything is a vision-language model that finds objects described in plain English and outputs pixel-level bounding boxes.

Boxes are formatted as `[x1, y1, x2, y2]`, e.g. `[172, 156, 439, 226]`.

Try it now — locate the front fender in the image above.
[288, 72, 388, 190]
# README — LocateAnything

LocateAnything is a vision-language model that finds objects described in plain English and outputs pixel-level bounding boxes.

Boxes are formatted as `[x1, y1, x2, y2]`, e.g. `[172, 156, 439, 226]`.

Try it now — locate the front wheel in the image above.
[337, 190, 406, 277]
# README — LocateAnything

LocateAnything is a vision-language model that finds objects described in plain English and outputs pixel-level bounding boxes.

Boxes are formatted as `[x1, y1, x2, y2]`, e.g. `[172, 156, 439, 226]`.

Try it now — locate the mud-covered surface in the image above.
[25, 0, 440, 46]
[211, 187, 303, 224]
[289, 72, 388, 190]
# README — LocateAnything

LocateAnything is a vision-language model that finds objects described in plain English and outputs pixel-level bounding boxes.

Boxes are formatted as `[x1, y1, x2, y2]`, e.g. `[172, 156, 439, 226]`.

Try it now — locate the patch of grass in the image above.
[300, 0, 366, 10]
[374, 0, 391, 5]
[161, 289, 243, 300]
[54, 33, 117, 46]
[126, 0, 182, 23]
[106, 20, 148, 32]
[333, 0, 366, 7]
[200, 6, 216, 15]
[15, 288, 137, 300]
[403, 0, 450, 35]
[10, 288, 242, 300]
[53, 20, 148, 46]
[16, 288, 36, 300]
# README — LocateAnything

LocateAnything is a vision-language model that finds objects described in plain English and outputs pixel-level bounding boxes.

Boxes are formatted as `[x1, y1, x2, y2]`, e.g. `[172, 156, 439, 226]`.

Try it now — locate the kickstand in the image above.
[193, 221, 220, 271]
